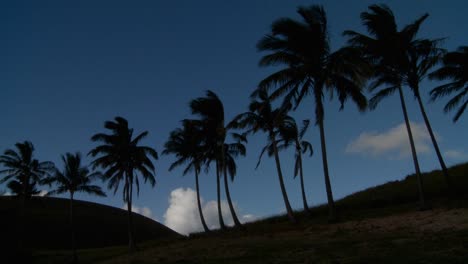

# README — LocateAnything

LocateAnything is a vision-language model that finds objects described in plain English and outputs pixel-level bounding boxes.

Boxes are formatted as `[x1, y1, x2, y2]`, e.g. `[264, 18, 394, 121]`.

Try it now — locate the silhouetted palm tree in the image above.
[404, 39, 452, 189]
[189, 90, 243, 229]
[44, 152, 105, 263]
[163, 120, 210, 232]
[256, 5, 369, 221]
[221, 133, 247, 228]
[344, 4, 430, 208]
[88, 117, 158, 252]
[230, 90, 296, 223]
[430, 46, 468, 122]
[277, 119, 313, 214]
[0, 141, 54, 251]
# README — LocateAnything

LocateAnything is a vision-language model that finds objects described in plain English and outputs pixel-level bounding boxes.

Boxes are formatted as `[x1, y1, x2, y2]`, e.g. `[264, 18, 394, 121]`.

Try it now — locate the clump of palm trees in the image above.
[0, 2, 466, 260]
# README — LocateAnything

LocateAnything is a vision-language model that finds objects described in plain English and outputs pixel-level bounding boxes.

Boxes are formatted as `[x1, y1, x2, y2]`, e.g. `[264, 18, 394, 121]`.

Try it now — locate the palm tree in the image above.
[189, 90, 242, 229]
[88, 117, 158, 252]
[163, 120, 210, 232]
[230, 90, 296, 223]
[277, 119, 313, 214]
[255, 5, 369, 221]
[44, 152, 105, 263]
[0, 141, 54, 250]
[405, 39, 452, 189]
[220, 133, 247, 228]
[344, 4, 431, 209]
[429, 46, 468, 122]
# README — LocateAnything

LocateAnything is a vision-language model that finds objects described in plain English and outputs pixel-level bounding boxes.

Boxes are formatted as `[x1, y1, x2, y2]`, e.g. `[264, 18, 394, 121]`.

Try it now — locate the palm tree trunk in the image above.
[398, 86, 427, 209]
[126, 174, 136, 253]
[318, 119, 337, 221]
[223, 165, 242, 228]
[270, 132, 296, 223]
[415, 93, 452, 190]
[215, 160, 226, 230]
[195, 170, 210, 232]
[297, 150, 310, 214]
[70, 192, 77, 264]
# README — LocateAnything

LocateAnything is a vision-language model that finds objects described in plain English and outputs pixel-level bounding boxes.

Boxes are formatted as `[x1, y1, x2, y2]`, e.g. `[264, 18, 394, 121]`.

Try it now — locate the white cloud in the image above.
[37, 190, 48, 197]
[3, 191, 12, 196]
[122, 203, 153, 219]
[346, 122, 433, 158]
[444, 150, 468, 160]
[163, 187, 256, 235]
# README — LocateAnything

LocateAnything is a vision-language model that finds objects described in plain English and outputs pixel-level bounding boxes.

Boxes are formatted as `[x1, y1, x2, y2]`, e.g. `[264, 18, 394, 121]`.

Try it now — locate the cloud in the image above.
[2, 191, 12, 196]
[163, 187, 256, 235]
[122, 203, 153, 219]
[346, 122, 433, 158]
[444, 150, 468, 160]
[37, 190, 48, 197]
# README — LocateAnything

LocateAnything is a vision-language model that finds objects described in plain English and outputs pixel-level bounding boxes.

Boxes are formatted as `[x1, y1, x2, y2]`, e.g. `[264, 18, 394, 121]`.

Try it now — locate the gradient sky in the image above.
[1, 0, 467, 233]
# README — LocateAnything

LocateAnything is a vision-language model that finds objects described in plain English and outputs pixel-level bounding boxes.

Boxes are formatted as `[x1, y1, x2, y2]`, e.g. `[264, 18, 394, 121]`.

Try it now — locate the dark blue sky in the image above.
[1, 0, 467, 232]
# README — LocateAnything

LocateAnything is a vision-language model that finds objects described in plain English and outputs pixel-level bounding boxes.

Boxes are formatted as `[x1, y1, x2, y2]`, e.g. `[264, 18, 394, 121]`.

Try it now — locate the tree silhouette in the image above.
[89, 117, 158, 252]
[230, 90, 296, 223]
[44, 152, 105, 263]
[0, 141, 54, 251]
[277, 119, 313, 214]
[430, 46, 468, 122]
[189, 90, 242, 229]
[163, 120, 210, 232]
[344, 4, 431, 209]
[255, 5, 369, 221]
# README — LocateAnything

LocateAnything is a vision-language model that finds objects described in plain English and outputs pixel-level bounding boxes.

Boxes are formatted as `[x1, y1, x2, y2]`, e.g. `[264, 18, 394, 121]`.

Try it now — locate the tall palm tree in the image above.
[430, 46, 468, 122]
[255, 5, 369, 221]
[344, 4, 431, 209]
[44, 152, 105, 263]
[88, 117, 158, 252]
[163, 120, 210, 232]
[277, 119, 313, 214]
[220, 133, 247, 228]
[404, 39, 452, 189]
[189, 90, 239, 229]
[0, 141, 54, 251]
[230, 90, 296, 223]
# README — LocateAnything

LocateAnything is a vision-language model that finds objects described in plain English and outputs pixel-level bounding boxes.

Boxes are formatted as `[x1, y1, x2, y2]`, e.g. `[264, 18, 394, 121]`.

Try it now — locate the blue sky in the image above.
[1, 0, 467, 234]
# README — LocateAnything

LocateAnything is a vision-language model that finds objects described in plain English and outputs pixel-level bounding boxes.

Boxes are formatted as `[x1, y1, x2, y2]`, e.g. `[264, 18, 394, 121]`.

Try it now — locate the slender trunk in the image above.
[195, 170, 210, 232]
[223, 164, 242, 228]
[318, 120, 337, 221]
[398, 86, 427, 209]
[126, 173, 136, 253]
[270, 132, 296, 223]
[297, 146, 310, 214]
[216, 160, 226, 230]
[415, 93, 452, 190]
[70, 192, 77, 264]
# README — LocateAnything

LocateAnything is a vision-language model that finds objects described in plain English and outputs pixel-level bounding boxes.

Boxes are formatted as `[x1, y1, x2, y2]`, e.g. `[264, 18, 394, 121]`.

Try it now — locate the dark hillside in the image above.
[0, 196, 181, 250]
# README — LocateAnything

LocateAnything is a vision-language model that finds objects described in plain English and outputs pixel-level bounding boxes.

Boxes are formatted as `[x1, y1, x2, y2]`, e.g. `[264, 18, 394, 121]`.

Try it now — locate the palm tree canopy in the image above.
[344, 4, 431, 108]
[88, 117, 158, 200]
[429, 46, 468, 122]
[45, 152, 106, 197]
[256, 5, 369, 123]
[0, 141, 54, 197]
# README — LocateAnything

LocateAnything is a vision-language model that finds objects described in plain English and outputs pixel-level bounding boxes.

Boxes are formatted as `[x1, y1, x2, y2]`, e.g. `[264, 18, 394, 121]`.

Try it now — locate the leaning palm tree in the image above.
[0, 141, 54, 251]
[88, 117, 158, 252]
[429, 46, 468, 122]
[277, 119, 313, 214]
[44, 152, 105, 263]
[255, 5, 369, 221]
[344, 4, 430, 209]
[220, 133, 247, 228]
[404, 39, 452, 189]
[230, 90, 296, 223]
[163, 120, 210, 232]
[189, 90, 243, 229]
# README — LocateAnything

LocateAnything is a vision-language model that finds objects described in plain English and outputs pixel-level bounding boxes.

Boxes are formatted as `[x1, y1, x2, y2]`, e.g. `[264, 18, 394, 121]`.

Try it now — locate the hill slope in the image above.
[0, 196, 181, 250]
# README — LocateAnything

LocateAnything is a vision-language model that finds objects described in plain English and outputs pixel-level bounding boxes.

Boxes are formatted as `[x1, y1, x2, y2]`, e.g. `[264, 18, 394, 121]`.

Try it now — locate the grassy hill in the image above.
[0, 196, 181, 252]
[3, 162, 468, 263]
